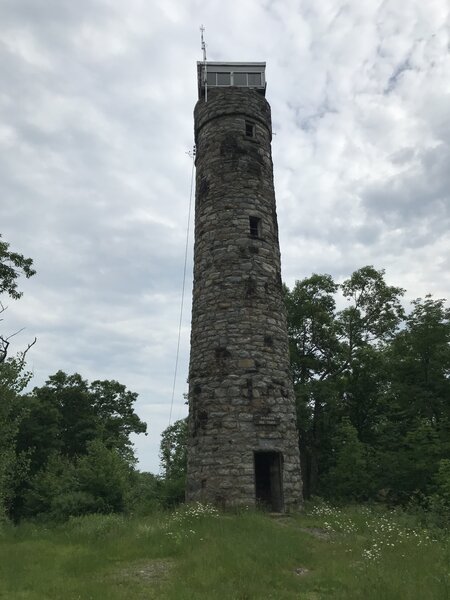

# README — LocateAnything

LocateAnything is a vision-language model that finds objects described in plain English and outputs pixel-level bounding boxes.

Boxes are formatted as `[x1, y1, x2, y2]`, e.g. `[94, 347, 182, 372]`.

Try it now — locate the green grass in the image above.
[0, 502, 449, 599]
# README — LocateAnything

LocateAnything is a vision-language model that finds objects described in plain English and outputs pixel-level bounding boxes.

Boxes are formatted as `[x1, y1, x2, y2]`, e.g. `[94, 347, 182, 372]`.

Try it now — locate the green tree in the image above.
[89, 378, 148, 462]
[125, 471, 161, 515]
[75, 440, 131, 514]
[22, 452, 78, 520]
[23, 442, 132, 521]
[17, 372, 147, 467]
[0, 235, 36, 521]
[322, 417, 373, 500]
[285, 274, 340, 497]
[286, 266, 405, 498]
[0, 357, 32, 521]
[13, 372, 147, 521]
[159, 418, 187, 507]
[373, 295, 450, 501]
[388, 296, 450, 426]
[1, 235, 36, 362]
[0, 234, 35, 302]
[434, 459, 450, 505]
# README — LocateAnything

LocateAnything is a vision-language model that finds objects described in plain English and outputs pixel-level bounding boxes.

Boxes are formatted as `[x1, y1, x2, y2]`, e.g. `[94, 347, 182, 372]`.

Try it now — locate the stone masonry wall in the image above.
[186, 87, 302, 510]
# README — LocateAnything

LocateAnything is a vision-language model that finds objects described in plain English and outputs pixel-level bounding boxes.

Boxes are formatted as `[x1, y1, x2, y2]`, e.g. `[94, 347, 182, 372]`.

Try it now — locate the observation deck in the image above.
[197, 61, 266, 98]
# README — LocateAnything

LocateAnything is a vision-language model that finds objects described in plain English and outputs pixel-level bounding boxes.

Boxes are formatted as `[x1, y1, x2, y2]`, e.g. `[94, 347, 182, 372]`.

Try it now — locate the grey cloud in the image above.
[385, 58, 414, 94]
[362, 142, 450, 234]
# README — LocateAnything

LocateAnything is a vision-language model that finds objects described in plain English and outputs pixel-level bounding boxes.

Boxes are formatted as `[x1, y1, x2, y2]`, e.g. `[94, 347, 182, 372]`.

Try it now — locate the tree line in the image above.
[0, 235, 163, 522]
[285, 266, 450, 510]
[1, 235, 449, 523]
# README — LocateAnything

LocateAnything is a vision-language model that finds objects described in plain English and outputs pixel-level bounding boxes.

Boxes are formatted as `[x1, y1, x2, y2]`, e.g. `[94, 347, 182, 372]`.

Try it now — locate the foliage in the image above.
[286, 267, 450, 504]
[321, 418, 374, 501]
[11, 372, 147, 522]
[22, 442, 132, 522]
[0, 234, 35, 301]
[124, 471, 161, 516]
[158, 419, 187, 508]
[160, 418, 187, 480]
[434, 459, 450, 505]
[16, 371, 147, 469]
[420, 459, 450, 529]
[0, 235, 36, 521]
[0, 358, 32, 522]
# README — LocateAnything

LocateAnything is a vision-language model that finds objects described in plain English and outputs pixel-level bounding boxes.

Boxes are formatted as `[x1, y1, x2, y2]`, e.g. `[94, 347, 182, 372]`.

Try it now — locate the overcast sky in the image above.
[1, 0, 449, 473]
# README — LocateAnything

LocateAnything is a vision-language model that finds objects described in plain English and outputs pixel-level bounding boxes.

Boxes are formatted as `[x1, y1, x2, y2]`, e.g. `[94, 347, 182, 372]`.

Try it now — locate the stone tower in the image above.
[186, 62, 302, 511]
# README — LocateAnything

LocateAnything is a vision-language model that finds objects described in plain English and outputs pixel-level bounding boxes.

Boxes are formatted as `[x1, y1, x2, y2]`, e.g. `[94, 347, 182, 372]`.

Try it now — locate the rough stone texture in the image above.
[186, 87, 302, 511]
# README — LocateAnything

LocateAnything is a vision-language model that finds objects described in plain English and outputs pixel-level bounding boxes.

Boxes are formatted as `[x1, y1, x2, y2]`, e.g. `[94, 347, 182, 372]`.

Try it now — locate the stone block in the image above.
[238, 358, 255, 369]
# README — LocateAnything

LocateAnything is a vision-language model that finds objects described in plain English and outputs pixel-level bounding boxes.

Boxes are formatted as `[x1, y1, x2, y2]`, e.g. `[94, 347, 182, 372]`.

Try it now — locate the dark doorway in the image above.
[254, 451, 284, 512]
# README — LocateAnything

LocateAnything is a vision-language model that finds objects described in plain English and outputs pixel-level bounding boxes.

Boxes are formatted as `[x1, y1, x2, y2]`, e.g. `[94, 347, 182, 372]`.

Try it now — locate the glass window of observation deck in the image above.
[233, 72, 247, 85]
[217, 72, 231, 85]
[248, 73, 262, 86]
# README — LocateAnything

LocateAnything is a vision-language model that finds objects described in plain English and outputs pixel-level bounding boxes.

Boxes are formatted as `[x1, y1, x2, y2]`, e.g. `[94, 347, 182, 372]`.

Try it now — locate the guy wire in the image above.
[168, 148, 195, 426]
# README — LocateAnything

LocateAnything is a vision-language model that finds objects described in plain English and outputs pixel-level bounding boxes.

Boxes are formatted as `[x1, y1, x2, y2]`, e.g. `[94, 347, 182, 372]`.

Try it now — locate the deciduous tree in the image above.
[286, 266, 405, 497]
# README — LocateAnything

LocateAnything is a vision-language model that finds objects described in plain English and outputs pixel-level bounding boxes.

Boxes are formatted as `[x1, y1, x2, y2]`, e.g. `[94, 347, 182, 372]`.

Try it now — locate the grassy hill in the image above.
[0, 502, 448, 599]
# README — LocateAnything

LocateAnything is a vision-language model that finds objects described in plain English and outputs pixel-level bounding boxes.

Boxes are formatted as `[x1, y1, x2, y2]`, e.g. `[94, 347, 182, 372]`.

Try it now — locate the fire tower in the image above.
[186, 60, 302, 511]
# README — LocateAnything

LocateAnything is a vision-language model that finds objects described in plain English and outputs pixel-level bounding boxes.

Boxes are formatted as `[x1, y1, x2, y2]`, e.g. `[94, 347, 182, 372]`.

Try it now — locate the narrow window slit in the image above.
[245, 121, 255, 138]
[249, 216, 261, 238]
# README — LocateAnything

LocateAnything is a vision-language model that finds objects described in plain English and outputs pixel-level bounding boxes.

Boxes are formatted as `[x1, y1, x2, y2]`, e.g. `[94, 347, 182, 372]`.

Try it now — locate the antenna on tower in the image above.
[200, 24, 207, 61]
[200, 24, 208, 102]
